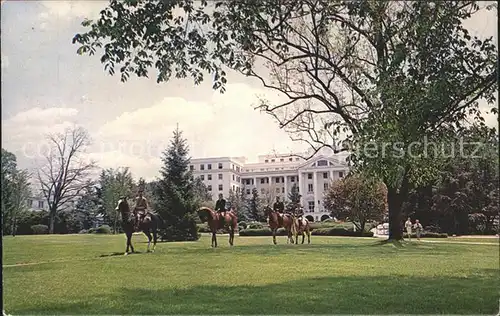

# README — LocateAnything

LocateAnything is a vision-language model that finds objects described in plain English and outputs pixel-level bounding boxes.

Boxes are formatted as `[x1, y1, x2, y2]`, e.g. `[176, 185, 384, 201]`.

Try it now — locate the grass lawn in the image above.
[3, 233, 499, 315]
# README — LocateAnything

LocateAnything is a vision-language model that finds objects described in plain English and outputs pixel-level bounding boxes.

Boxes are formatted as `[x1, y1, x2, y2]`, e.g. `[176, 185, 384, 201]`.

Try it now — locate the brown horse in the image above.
[115, 197, 164, 255]
[264, 205, 296, 244]
[292, 216, 311, 244]
[197, 207, 238, 247]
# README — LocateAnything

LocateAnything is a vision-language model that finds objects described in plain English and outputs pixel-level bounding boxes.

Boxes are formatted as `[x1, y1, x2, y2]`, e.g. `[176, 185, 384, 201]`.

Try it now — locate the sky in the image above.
[1, 1, 498, 182]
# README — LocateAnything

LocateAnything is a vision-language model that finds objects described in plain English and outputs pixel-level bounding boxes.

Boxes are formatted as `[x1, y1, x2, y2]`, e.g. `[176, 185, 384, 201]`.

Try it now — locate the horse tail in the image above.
[155, 213, 165, 228]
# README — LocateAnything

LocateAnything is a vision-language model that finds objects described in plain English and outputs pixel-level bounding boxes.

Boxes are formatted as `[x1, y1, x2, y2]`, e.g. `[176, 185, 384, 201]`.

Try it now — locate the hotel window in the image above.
[275, 177, 280, 183]
[282, 187, 285, 193]
[207, 185, 212, 191]
[318, 160, 328, 167]
[261, 178, 265, 184]
[265, 159, 269, 163]
[207, 174, 212, 180]
[271, 159, 275, 162]
[218, 174, 223, 180]
[308, 173, 313, 179]
[218, 184, 223, 191]
[290, 176, 295, 182]
[308, 201, 315, 212]
[324, 183, 329, 190]
[308, 184, 313, 192]
[218, 163, 223, 169]
[232, 174, 235, 180]
[38, 201, 44, 208]
[200, 175, 205, 181]
[339, 172, 344, 178]
[323, 172, 328, 179]
[208, 164, 212, 170]
[276, 187, 280, 193]
[190, 165, 194, 171]
[246, 189, 251, 194]
[200, 164, 205, 170]
[289, 158, 293, 161]
[280, 158, 284, 162]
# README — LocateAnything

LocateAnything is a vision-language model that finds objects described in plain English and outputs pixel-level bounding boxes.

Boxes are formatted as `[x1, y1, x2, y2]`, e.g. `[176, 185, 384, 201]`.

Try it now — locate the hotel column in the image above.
[297, 172, 303, 206]
[284, 176, 288, 200]
[253, 177, 257, 189]
[313, 171, 319, 212]
[329, 170, 334, 182]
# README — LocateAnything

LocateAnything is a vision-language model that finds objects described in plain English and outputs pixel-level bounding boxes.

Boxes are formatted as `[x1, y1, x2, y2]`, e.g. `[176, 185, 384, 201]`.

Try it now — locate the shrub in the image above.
[239, 228, 288, 236]
[79, 229, 88, 234]
[95, 225, 112, 234]
[403, 232, 448, 238]
[309, 222, 353, 230]
[31, 224, 49, 235]
[311, 227, 374, 237]
[247, 222, 265, 229]
[197, 223, 211, 233]
[238, 221, 248, 229]
[424, 225, 442, 233]
[88, 227, 96, 234]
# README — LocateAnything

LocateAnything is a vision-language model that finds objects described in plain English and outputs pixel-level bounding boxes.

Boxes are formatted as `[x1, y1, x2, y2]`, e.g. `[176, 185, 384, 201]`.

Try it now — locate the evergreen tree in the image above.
[155, 127, 199, 241]
[228, 188, 250, 221]
[248, 188, 265, 222]
[74, 186, 101, 230]
[287, 183, 302, 212]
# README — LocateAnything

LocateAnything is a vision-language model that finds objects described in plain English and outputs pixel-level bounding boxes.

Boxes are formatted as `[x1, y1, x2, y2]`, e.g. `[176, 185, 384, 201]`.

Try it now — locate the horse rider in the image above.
[133, 189, 149, 231]
[273, 196, 285, 225]
[214, 193, 227, 226]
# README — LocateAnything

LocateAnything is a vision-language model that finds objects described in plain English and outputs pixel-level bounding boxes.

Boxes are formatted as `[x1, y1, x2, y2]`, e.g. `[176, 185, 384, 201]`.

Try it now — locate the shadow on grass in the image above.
[11, 273, 498, 315]
[98, 251, 147, 258]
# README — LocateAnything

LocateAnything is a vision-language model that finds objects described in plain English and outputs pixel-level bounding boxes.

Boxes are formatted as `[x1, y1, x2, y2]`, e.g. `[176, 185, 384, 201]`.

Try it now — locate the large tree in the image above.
[37, 127, 97, 234]
[1, 149, 32, 236]
[324, 174, 387, 233]
[154, 127, 199, 241]
[73, 1, 497, 240]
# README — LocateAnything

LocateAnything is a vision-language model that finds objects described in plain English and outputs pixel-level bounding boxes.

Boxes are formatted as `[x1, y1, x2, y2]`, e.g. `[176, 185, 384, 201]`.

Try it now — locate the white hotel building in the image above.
[190, 152, 349, 222]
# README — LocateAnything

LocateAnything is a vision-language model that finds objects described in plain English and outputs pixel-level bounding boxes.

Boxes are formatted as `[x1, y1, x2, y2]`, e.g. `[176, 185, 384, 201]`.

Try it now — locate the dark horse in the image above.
[115, 197, 163, 255]
[264, 205, 296, 244]
[197, 207, 238, 248]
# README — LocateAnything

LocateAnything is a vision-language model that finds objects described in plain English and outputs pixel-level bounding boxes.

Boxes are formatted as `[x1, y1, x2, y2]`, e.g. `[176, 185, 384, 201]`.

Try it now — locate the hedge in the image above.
[31, 224, 49, 235]
[311, 228, 374, 237]
[404, 232, 448, 238]
[95, 225, 112, 234]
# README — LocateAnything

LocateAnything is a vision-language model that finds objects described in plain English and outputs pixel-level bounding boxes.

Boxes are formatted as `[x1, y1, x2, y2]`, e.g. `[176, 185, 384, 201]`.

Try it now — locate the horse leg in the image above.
[144, 229, 152, 252]
[229, 227, 234, 246]
[126, 230, 134, 255]
[301, 231, 305, 244]
[152, 228, 158, 252]
[125, 231, 131, 255]
[307, 229, 311, 244]
[211, 232, 216, 248]
[272, 228, 277, 245]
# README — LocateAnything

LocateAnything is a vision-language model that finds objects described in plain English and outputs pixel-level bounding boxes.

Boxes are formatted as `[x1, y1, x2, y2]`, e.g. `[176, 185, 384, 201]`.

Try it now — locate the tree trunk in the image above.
[387, 187, 403, 240]
[49, 208, 56, 234]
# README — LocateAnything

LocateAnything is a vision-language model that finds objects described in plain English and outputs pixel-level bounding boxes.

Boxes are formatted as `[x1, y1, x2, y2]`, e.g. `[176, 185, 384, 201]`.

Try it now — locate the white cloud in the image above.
[90, 83, 305, 179]
[39, 1, 106, 20]
[1, 107, 80, 163]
